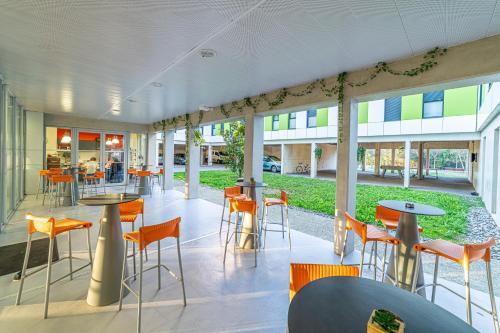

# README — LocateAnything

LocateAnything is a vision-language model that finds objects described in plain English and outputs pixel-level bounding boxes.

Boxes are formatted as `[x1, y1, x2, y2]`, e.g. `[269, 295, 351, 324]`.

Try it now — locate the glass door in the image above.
[78, 131, 101, 175]
[104, 133, 125, 184]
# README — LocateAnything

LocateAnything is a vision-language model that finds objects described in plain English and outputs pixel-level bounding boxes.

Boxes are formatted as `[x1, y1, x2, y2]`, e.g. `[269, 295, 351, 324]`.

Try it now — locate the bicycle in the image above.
[296, 162, 311, 174]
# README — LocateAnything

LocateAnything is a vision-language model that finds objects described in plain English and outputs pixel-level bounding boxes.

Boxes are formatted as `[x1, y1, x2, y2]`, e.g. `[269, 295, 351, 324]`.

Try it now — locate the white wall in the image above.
[317, 143, 337, 171]
[282, 144, 310, 174]
[25, 111, 44, 194]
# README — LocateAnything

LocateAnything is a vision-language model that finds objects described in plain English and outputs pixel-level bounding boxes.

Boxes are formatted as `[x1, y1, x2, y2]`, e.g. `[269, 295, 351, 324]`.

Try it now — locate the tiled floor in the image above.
[0, 189, 497, 332]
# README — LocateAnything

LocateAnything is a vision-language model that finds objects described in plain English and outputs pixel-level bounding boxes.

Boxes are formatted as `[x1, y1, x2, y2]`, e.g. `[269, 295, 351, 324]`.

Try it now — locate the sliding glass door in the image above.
[104, 133, 125, 184]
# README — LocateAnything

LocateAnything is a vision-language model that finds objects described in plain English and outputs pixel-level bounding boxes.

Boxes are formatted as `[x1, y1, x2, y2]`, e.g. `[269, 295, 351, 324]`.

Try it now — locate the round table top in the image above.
[378, 199, 445, 216]
[288, 277, 477, 333]
[79, 193, 141, 206]
[238, 181, 267, 188]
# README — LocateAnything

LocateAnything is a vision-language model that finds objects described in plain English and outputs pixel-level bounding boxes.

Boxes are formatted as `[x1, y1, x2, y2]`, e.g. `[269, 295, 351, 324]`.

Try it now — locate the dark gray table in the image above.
[288, 276, 477, 333]
[79, 193, 140, 306]
[379, 200, 445, 295]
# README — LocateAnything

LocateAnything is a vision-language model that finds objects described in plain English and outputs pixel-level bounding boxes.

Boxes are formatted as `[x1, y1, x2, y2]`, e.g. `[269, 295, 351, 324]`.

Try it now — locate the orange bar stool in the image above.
[134, 170, 153, 197]
[219, 186, 247, 234]
[118, 217, 186, 333]
[223, 198, 258, 267]
[376, 205, 423, 233]
[82, 170, 106, 197]
[152, 168, 164, 189]
[42, 169, 63, 205]
[411, 238, 499, 331]
[340, 212, 400, 286]
[47, 174, 74, 208]
[127, 168, 137, 187]
[261, 190, 291, 249]
[16, 213, 93, 319]
[289, 263, 359, 301]
[119, 198, 148, 278]
[36, 170, 51, 199]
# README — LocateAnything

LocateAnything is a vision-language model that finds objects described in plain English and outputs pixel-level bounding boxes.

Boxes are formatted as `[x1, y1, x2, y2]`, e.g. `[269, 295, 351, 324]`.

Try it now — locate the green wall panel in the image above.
[264, 116, 272, 131]
[214, 123, 221, 135]
[401, 94, 423, 120]
[444, 86, 478, 117]
[279, 114, 288, 130]
[317, 108, 328, 127]
[358, 102, 368, 124]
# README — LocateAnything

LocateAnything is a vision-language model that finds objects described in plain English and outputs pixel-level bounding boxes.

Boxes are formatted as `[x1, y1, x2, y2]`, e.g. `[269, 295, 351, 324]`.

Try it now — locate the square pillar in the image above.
[146, 133, 157, 168]
[426, 148, 430, 176]
[280, 143, 286, 175]
[310, 142, 318, 178]
[404, 140, 411, 188]
[374, 144, 381, 176]
[417, 142, 424, 180]
[185, 127, 200, 199]
[162, 130, 174, 190]
[207, 144, 213, 166]
[334, 98, 358, 256]
[391, 148, 396, 173]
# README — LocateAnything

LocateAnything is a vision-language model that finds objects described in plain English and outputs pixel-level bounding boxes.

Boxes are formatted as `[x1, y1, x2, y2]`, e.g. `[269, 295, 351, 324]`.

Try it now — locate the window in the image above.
[288, 113, 296, 129]
[384, 97, 402, 122]
[211, 124, 216, 136]
[272, 115, 279, 131]
[220, 123, 224, 134]
[307, 109, 317, 128]
[422, 91, 444, 118]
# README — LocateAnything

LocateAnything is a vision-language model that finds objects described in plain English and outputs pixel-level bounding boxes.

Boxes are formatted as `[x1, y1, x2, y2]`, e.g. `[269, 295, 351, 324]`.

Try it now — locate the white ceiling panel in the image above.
[0, 0, 499, 124]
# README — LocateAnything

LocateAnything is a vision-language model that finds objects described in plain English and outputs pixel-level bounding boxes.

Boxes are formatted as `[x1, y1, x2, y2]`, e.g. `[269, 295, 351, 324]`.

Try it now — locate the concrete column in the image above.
[162, 130, 174, 190]
[207, 144, 213, 166]
[374, 144, 381, 176]
[146, 133, 157, 168]
[310, 142, 317, 178]
[417, 142, 424, 180]
[185, 127, 200, 199]
[468, 141, 474, 183]
[425, 148, 430, 176]
[391, 148, 396, 173]
[334, 98, 358, 256]
[404, 140, 411, 188]
[280, 143, 285, 175]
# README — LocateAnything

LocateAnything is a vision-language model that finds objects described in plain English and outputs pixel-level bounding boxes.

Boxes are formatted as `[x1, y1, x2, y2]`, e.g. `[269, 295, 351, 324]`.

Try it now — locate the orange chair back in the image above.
[159, 168, 164, 175]
[48, 169, 63, 176]
[138, 217, 181, 250]
[280, 190, 289, 205]
[51, 174, 72, 183]
[375, 205, 400, 225]
[26, 213, 56, 238]
[344, 212, 367, 243]
[224, 186, 241, 198]
[127, 168, 137, 175]
[465, 238, 496, 263]
[119, 198, 144, 215]
[49, 168, 62, 173]
[229, 198, 256, 215]
[137, 170, 151, 177]
[289, 263, 359, 301]
[39, 170, 51, 176]
[95, 171, 105, 178]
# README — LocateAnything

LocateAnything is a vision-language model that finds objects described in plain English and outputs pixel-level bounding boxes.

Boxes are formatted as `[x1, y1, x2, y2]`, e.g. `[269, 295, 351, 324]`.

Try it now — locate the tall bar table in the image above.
[237, 181, 266, 249]
[79, 193, 140, 306]
[379, 200, 445, 295]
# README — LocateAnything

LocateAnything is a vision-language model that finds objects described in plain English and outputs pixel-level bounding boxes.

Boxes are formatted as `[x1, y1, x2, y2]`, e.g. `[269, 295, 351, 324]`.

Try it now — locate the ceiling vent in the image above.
[199, 49, 217, 58]
[151, 82, 162, 87]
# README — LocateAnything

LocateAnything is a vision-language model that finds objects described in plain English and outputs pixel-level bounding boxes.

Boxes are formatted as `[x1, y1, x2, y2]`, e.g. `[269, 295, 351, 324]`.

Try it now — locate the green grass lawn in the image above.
[174, 170, 483, 242]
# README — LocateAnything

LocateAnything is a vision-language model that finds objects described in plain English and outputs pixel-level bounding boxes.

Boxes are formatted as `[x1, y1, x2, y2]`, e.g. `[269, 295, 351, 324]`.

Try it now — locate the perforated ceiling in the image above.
[0, 0, 498, 124]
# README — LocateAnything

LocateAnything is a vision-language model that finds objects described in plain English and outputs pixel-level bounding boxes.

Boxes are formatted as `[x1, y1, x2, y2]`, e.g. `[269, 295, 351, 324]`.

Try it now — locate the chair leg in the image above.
[132, 222, 136, 281]
[43, 237, 55, 319]
[431, 255, 439, 303]
[87, 228, 93, 270]
[223, 213, 232, 265]
[464, 264, 472, 325]
[118, 240, 128, 311]
[16, 234, 32, 305]
[373, 241, 378, 281]
[486, 261, 500, 333]
[68, 231, 73, 280]
[157, 240, 161, 290]
[340, 230, 348, 264]
[177, 238, 187, 306]
[280, 205, 285, 238]
[137, 250, 143, 333]
[382, 243, 388, 280]
[253, 216, 257, 267]
[411, 251, 421, 293]
[394, 244, 399, 287]
[219, 198, 226, 235]
[263, 205, 269, 249]
[359, 243, 365, 278]
[286, 205, 291, 250]
[142, 215, 148, 261]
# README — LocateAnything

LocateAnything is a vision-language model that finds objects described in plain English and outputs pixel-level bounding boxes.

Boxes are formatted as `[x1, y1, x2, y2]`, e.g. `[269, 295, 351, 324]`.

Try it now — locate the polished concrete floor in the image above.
[0, 189, 497, 332]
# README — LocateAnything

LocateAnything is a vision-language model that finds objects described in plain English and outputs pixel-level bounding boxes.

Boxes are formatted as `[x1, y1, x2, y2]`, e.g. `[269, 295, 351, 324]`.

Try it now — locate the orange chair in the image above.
[219, 186, 247, 234]
[134, 170, 153, 196]
[82, 171, 106, 197]
[119, 217, 186, 333]
[152, 168, 164, 189]
[47, 174, 74, 207]
[412, 238, 499, 331]
[289, 263, 359, 301]
[262, 190, 291, 249]
[340, 212, 400, 285]
[42, 169, 63, 205]
[36, 170, 51, 199]
[16, 213, 93, 319]
[223, 198, 258, 267]
[119, 198, 148, 277]
[376, 205, 423, 233]
[127, 168, 137, 185]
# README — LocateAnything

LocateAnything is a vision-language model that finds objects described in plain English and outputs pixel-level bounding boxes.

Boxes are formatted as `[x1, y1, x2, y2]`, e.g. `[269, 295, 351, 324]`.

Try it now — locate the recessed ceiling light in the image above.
[199, 49, 217, 58]
[127, 98, 137, 103]
[111, 109, 121, 115]
[151, 82, 163, 87]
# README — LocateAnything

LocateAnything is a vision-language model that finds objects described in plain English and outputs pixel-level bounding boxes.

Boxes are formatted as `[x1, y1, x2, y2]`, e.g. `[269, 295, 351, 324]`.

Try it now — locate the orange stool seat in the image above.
[262, 190, 291, 249]
[263, 197, 286, 206]
[219, 186, 246, 234]
[376, 205, 423, 233]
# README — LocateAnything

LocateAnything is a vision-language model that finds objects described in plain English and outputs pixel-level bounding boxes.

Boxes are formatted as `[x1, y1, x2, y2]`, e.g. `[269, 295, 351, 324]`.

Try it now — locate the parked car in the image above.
[263, 155, 281, 173]
[212, 150, 227, 164]
[174, 153, 186, 165]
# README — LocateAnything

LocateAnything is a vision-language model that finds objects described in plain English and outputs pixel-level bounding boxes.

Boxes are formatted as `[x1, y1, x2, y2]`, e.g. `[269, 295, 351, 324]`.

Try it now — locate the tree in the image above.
[222, 122, 245, 177]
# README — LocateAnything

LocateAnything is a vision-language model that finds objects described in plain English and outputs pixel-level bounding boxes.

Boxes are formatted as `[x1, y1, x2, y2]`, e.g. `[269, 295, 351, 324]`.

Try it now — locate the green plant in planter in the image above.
[314, 147, 323, 160]
[372, 309, 402, 333]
